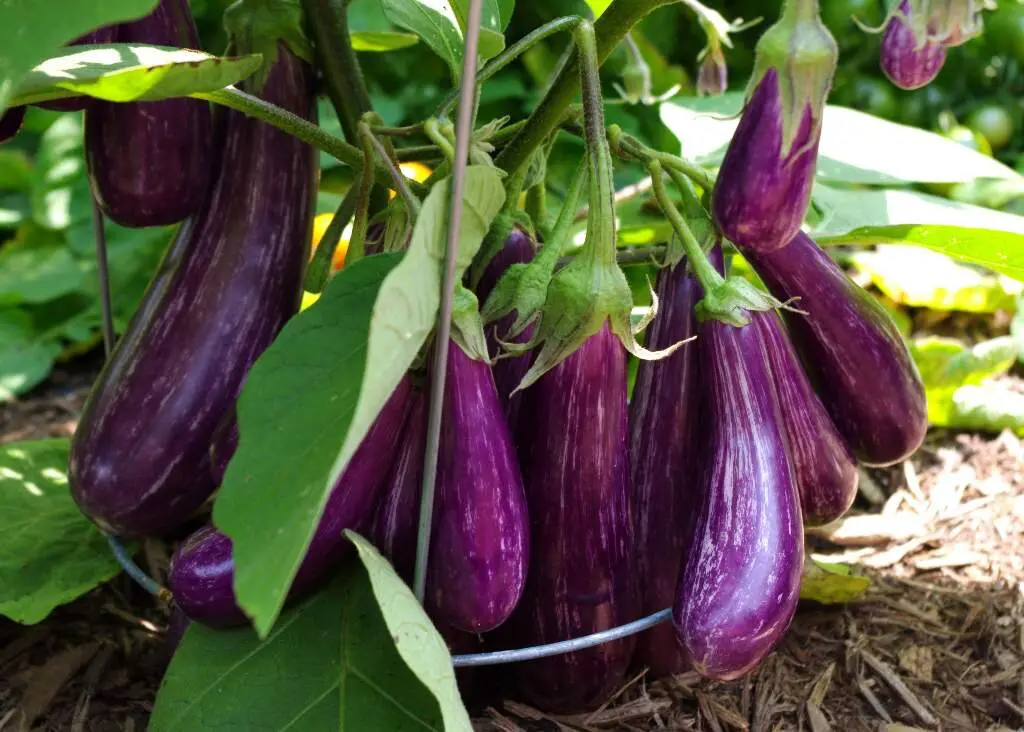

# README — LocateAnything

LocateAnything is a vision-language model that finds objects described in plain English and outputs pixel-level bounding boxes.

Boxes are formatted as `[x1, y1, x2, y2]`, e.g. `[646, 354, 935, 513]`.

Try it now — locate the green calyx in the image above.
[450, 285, 490, 362]
[749, 0, 838, 157]
[224, 0, 314, 92]
[696, 275, 789, 327]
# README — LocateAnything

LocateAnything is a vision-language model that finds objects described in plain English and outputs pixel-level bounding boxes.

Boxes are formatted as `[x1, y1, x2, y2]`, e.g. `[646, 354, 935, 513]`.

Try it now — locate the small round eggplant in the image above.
[168, 376, 413, 627]
[37, 28, 119, 112]
[86, 0, 212, 227]
[743, 232, 927, 466]
[371, 387, 428, 585]
[757, 310, 858, 526]
[880, 0, 947, 90]
[627, 259, 702, 679]
[0, 107, 25, 143]
[509, 324, 639, 713]
[427, 340, 529, 633]
[673, 312, 803, 681]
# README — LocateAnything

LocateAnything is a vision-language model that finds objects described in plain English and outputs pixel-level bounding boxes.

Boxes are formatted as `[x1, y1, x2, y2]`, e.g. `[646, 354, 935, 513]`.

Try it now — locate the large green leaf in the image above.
[350, 30, 420, 52]
[30, 113, 86, 231]
[214, 167, 504, 638]
[0, 0, 158, 112]
[659, 93, 1020, 184]
[0, 226, 84, 307]
[11, 45, 262, 106]
[0, 439, 124, 623]
[817, 223, 1024, 282]
[849, 245, 1023, 314]
[811, 184, 1024, 238]
[148, 537, 472, 732]
[0, 310, 62, 400]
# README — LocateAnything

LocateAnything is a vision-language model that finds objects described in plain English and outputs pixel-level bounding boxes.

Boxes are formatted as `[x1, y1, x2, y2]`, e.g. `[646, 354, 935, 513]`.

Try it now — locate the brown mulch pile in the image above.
[1, 367, 1023, 731]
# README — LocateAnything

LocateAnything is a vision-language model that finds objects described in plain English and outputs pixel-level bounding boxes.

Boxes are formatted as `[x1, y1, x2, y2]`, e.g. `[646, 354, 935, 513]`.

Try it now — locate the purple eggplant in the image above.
[86, 0, 212, 227]
[880, 0, 947, 90]
[69, 44, 316, 538]
[168, 377, 413, 627]
[38, 28, 119, 112]
[0, 107, 25, 143]
[509, 324, 638, 713]
[428, 340, 529, 633]
[476, 227, 537, 429]
[371, 387, 428, 585]
[758, 309, 858, 526]
[627, 260, 702, 679]
[673, 311, 803, 681]
[209, 412, 239, 486]
[743, 232, 927, 466]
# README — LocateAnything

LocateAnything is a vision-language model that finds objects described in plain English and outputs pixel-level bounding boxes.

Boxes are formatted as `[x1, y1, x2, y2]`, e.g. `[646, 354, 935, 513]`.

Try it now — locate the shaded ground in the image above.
[1, 365, 1022, 732]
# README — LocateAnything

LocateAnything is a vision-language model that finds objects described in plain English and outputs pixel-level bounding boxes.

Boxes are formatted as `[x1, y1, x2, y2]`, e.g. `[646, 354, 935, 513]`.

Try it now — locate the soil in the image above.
[1, 362, 1022, 732]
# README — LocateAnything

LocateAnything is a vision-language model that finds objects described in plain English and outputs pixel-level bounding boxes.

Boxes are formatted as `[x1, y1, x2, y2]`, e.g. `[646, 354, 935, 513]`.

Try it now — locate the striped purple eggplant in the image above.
[475, 226, 537, 429]
[880, 0, 947, 90]
[509, 323, 638, 713]
[371, 387, 428, 585]
[0, 107, 25, 143]
[209, 412, 238, 486]
[86, 0, 212, 227]
[627, 259, 702, 678]
[168, 377, 413, 627]
[673, 311, 803, 681]
[70, 44, 316, 537]
[758, 309, 858, 526]
[743, 232, 926, 466]
[38, 28, 119, 112]
[428, 340, 529, 633]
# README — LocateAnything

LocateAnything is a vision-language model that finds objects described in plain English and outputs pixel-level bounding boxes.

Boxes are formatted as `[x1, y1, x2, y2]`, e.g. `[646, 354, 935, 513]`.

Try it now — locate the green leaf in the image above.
[0, 0, 159, 112]
[817, 223, 1024, 282]
[11, 45, 263, 107]
[0, 439, 124, 624]
[149, 537, 471, 731]
[0, 149, 33, 191]
[215, 167, 504, 637]
[909, 335, 1019, 429]
[849, 245, 1022, 314]
[811, 184, 1024, 239]
[448, 0, 509, 60]
[659, 94, 1020, 184]
[800, 557, 871, 605]
[30, 113, 86, 230]
[0, 226, 84, 307]
[0, 310, 62, 400]
[947, 384, 1024, 436]
[350, 30, 420, 52]
[584, 0, 613, 18]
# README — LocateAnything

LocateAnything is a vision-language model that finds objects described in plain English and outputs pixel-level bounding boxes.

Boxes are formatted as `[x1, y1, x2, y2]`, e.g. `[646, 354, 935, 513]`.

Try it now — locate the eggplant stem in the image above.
[192, 87, 423, 195]
[105, 535, 171, 600]
[306, 183, 360, 293]
[413, 0, 485, 605]
[367, 129, 422, 218]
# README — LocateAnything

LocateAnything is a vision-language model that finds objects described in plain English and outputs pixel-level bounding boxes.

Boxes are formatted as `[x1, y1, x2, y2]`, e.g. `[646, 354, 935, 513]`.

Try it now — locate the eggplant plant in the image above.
[2, 0, 1020, 726]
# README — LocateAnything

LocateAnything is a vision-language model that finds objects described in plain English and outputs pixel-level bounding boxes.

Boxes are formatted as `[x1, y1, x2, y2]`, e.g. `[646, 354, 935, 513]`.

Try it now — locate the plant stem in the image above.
[349, 124, 377, 263]
[306, 184, 359, 292]
[91, 196, 115, 355]
[368, 131, 422, 218]
[649, 161, 724, 291]
[301, 0, 373, 143]
[494, 0, 674, 178]
[192, 87, 423, 195]
[575, 20, 617, 268]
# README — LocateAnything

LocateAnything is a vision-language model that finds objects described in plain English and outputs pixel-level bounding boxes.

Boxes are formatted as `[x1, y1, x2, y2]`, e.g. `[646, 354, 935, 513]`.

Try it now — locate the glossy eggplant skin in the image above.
[70, 46, 316, 538]
[428, 340, 529, 633]
[759, 309, 858, 525]
[627, 260, 701, 679]
[880, 0, 947, 90]
[168, 377, 413, 627]
[0, 107, 25, 143]
[86, 0, 212, 227]
[208, 412, 239, 486]
[510, 324, 638, 713]
[673, 313, 803, 681]
[711, 69, 819, 254]
[371, 387, 428, 585]
[38, 28, 119, 112]
[476, 227, 537, 429]
[744, 232, 927, 466]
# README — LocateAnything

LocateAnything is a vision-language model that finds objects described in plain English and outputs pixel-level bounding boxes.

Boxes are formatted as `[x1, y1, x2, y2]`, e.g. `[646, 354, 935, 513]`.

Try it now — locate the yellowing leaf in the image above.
[800, 557, 871, 605]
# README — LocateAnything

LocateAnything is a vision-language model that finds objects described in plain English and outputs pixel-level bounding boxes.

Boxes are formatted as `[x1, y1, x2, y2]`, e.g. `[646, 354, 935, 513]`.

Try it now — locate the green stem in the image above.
[575, 21, 616, 267]
[436, 15, 584, 119]
[494, 0, 674, 178]
[301, 0, 373, 143]
[368, 131, 422, 218]
[424, 119, 456, 166]
[192, 87, 423, 195]
[547, 154, 589, 254]
[649, 161, 724, 292]
[349, 124, 377, 263]
[306, 184, 359, 292]
[613, 129, 716, 193]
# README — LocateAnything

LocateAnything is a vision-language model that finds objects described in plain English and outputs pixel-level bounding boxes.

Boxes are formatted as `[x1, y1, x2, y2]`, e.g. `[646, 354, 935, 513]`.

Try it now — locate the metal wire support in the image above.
[105, 535, 171, 600]
[451, 608, 673, 667]
[413, 0, 485, 603]
[91, 197, 115, 354]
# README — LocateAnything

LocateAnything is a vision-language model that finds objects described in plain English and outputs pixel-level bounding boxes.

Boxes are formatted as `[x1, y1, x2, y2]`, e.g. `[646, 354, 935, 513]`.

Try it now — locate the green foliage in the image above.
[148, 533, 471, 731]
[0, 439, 125, 624]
